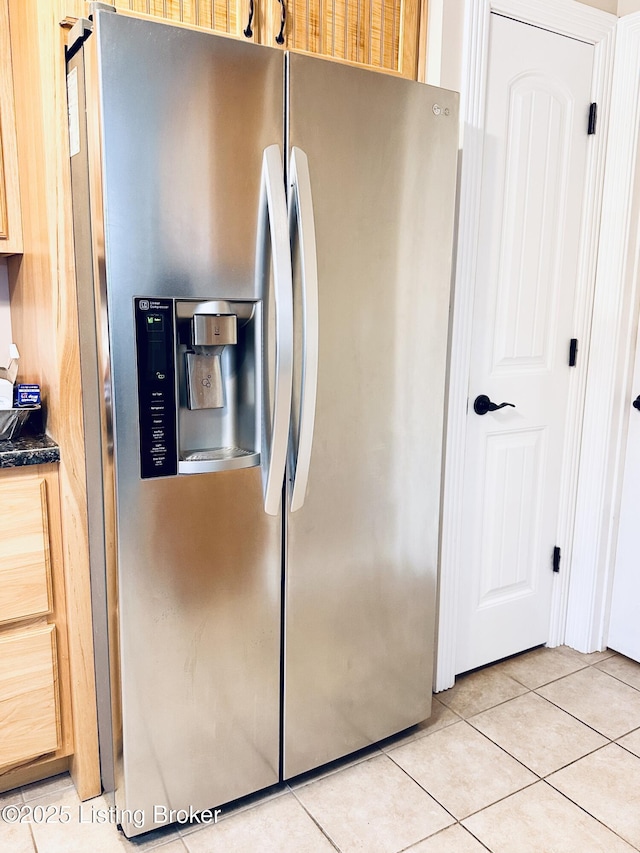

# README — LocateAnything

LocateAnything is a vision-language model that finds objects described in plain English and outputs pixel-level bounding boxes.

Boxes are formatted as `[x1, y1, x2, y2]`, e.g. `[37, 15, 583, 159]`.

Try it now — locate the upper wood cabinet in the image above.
[0, 0, 22, 255]
[263, 0, 422, 78]
[112, 0, 423, 78]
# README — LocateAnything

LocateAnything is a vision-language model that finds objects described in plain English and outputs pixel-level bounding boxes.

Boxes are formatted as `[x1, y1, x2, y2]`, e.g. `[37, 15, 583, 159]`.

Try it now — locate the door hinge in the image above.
[588, 103, 597, 135]
[552, 546, 561, 573]
[569, 338, 578, 367]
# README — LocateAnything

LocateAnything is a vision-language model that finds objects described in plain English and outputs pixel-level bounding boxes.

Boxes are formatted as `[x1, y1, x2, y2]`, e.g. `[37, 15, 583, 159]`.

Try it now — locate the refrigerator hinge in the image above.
[66, 4, 116, 58]
[66, 17, 93, 58]
[588, 103, 597, 135]
[569, 338, 578, 367]
[552, 546, 561, 574]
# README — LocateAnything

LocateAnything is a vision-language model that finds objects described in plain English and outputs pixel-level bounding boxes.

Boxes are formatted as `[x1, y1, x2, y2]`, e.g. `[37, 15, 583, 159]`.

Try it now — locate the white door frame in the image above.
[566, 14, 640, 654]
[436, 0, 616, 692]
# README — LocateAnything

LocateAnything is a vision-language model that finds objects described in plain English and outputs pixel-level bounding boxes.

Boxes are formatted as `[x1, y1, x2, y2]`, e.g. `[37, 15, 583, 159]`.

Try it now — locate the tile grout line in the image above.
[383, 746, 459, 824]
[542, 778, 640, 852]
[592, 663, 640, 695]
[288, 786, 344, 853]
[530, 683, 639, 742]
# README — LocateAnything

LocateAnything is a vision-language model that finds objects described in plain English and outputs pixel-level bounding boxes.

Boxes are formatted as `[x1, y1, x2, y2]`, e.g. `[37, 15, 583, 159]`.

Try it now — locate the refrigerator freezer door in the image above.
[284, 54, 459, 778]
[85, 12, 285, 834]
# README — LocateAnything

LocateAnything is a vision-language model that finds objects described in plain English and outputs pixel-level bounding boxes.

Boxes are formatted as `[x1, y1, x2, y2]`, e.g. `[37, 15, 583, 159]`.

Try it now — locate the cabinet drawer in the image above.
[0, 477, 52, 624]
[0, 625, 60, 770]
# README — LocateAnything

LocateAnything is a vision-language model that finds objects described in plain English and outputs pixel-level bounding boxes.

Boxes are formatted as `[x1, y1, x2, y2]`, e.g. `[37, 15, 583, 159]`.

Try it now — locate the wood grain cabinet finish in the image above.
[112, 0, 422, 78]
[0, 0, 22, 255]
[0, 478, 52, 625]
[0, 626, 60, 771]
[263, 0, 422, 78]
[0, 467, 71, 781]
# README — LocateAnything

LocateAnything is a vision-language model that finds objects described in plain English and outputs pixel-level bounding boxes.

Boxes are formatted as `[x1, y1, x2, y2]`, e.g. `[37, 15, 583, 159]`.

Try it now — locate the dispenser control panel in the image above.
[134, 298, 178, 478]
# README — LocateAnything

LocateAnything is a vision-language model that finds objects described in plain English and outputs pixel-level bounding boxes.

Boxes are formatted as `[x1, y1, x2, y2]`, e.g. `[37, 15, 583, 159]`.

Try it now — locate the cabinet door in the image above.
[0, 0, 22, 254]
[264, 0, 421, 78]
[0, 477, 52, 625]
[0, 625, 60, 770]
[111, 0, 251, 39]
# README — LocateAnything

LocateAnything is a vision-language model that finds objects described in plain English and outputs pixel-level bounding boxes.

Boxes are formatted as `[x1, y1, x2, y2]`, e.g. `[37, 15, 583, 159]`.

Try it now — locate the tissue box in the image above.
[15, 384, 41, 407]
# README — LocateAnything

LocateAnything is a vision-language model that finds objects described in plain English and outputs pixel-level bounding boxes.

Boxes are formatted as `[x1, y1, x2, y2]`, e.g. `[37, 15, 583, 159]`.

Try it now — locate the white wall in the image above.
[619, 0, 640, 14]
[429, 0, 626, 93]
[0, 261, 13, 365]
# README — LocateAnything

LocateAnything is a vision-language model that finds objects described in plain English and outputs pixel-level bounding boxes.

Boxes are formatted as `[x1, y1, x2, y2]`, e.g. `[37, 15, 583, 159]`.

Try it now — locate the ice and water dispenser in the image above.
[134, 297, 261, 478]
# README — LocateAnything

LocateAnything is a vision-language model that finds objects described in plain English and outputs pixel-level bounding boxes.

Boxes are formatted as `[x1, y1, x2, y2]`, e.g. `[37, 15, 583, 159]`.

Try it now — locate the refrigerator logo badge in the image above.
[139, 300, 150, 311]
[432, 104, 450, 117]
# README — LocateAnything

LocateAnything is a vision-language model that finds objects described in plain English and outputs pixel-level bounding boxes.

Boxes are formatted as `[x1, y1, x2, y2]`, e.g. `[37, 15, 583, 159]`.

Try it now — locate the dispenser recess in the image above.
[176, 299, 260, 474]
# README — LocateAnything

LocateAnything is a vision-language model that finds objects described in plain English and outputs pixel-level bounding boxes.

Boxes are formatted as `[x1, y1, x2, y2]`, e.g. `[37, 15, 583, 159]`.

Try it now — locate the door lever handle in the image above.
[633, 395, 640, 411]
[473, 394, 516, 416]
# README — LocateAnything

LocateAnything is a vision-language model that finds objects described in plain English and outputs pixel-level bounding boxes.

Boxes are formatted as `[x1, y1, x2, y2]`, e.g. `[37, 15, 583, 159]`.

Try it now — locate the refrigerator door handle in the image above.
[259, 144, 294, 516]
[289, 146, 319, 513]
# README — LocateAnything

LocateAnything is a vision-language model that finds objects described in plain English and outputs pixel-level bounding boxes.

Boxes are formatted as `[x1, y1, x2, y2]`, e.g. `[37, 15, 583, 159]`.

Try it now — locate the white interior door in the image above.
[608, 320, 640, 662]
[456, 13, 594, 674]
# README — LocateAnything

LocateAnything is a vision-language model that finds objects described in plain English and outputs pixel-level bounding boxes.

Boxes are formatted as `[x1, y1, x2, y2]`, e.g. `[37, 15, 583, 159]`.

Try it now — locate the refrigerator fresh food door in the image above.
[82, 12, 285, 835]
[284, 53, 459, 778]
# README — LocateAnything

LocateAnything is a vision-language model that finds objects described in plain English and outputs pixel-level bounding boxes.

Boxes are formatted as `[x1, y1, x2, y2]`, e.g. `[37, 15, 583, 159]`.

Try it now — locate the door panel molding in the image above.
[568, 14, 640, 653]
[477, 427, 546, 608]
[436, 0, 615, 691]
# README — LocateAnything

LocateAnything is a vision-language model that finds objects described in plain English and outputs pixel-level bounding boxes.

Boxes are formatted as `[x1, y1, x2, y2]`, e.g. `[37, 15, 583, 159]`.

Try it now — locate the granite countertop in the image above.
[0, 434, 60, 468]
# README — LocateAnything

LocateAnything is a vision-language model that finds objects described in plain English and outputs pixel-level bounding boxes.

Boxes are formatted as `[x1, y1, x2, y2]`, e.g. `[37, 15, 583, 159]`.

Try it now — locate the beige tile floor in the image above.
[3, 645, 640, 852]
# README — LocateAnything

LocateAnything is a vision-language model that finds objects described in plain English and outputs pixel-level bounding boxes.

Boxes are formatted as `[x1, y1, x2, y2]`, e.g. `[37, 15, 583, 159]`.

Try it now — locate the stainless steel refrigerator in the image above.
[67, 8, 458, 838]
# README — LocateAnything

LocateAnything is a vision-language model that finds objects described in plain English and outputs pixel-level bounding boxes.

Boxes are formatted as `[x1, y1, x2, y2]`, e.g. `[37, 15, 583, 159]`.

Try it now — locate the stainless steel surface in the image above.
[67, 45, 117, 796]
[284, 54, 459, 778]
[257, 145, 293, 516]
[192, 314, 238, 347]
[287, 147, 319, 513]
[85, 11, 285, 835]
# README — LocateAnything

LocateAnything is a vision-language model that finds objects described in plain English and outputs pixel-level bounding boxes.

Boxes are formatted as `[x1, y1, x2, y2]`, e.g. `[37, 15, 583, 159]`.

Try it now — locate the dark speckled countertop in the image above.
[0, 434, 60, 468]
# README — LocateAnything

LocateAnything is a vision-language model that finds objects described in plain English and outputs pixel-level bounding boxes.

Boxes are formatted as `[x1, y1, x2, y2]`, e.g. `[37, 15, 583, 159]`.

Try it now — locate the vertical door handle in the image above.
[258, 145, 293, 516]
[288, 147, 319, 513]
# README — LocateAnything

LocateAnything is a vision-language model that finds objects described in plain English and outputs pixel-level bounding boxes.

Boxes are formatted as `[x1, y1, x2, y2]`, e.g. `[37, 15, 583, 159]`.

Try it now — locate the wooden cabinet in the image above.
[112, 0, 423, 78]
[0, 478, 52, 625]
[0, 627, 60, 769]
[262, 0, 422, 78]
[0, 467, 72, 781]
[113, 0, 249, 39]
[0, 0, 22, 255]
